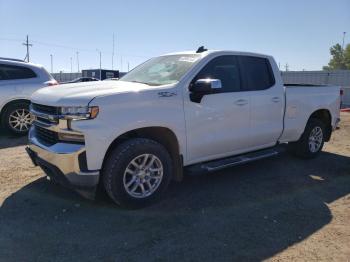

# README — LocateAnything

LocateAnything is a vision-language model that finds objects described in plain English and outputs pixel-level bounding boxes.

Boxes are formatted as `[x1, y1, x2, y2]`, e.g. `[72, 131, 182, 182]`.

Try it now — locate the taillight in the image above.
[46, 80, 58, 86]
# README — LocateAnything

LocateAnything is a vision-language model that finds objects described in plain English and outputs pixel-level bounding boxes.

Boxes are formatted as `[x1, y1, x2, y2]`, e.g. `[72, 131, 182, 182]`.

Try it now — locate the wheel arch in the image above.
[307, 108, 332, 141]
[102, 126, 184, 182]
[0, 98, 31, 122]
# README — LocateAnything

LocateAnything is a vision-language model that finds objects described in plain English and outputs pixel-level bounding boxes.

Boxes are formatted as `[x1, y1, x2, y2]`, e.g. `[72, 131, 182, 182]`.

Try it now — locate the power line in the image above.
[1, 36, 151, 59]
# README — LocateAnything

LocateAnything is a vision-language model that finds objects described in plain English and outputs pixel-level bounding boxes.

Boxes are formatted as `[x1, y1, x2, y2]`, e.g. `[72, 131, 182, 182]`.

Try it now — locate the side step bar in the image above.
[186, 147, 285, 174]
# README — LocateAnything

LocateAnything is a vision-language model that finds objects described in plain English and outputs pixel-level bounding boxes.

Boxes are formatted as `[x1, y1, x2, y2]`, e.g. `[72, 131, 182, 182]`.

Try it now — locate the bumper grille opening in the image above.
[35, 125, 59, 146]
[32, 103, 59, 115]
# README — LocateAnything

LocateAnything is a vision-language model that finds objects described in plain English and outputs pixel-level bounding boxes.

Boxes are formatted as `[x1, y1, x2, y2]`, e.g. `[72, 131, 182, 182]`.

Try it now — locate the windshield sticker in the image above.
[178, 56, 198, 63]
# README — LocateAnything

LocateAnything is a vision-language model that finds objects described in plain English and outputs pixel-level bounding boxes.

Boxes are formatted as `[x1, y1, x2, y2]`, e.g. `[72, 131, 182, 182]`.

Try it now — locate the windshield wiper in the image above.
[130, 80, 159, 86]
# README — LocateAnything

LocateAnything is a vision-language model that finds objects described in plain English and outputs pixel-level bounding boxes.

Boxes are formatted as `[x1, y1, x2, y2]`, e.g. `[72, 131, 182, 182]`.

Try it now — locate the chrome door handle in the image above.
[272, 97, 281, 103]
[234, 99, 248, 106]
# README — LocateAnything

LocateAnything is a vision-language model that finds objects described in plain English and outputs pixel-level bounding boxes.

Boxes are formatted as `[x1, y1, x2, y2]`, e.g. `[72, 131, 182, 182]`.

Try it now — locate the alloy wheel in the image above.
[123, 154, 164, 198]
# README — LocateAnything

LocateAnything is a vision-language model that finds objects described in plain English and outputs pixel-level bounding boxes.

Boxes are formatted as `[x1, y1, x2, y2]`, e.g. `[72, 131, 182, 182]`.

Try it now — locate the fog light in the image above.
[58, 133, 85, 143]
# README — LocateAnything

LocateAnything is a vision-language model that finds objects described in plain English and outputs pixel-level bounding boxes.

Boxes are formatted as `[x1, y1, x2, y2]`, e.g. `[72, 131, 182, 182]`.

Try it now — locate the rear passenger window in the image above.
[193, 56, 241, 93]
[239, 56, 275, 91]
[0, 64, 37, 80]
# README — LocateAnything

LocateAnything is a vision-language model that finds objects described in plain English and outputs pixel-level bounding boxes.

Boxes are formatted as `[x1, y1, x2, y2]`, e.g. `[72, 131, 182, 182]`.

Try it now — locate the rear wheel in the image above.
[288, 118, 325, 158]
[102, 138, 173, 208]
[1, 102, 32, 135]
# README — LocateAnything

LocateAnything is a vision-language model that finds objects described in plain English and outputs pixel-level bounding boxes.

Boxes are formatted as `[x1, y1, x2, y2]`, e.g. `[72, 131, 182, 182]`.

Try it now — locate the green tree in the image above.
[344, 44, 350, 69]
[323, 43, 350, 70]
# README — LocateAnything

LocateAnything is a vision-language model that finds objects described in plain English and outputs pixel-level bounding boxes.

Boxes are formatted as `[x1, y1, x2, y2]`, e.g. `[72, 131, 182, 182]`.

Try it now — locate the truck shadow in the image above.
[0, 152, 349, 261]
[0, 129, 27, 149]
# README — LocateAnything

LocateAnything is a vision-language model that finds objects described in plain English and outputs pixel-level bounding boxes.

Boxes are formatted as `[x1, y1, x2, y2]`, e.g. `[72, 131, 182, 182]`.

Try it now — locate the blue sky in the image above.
[1, 0, 349, 72]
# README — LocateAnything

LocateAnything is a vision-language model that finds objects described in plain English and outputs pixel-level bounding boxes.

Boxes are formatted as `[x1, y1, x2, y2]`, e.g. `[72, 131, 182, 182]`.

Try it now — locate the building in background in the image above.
[82, 69, 119, 80]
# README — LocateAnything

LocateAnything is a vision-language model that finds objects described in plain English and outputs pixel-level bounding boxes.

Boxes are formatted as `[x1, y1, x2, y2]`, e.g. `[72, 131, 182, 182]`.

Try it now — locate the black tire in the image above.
[102, 138, 173, 208]
[1, 102, 31, 136]
[288, 118, 325, 159]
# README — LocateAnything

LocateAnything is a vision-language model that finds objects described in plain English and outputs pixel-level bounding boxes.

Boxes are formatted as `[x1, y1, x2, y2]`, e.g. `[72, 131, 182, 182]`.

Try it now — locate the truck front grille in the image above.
[32, 103, 59, 115]
[35, 125, 59, 146]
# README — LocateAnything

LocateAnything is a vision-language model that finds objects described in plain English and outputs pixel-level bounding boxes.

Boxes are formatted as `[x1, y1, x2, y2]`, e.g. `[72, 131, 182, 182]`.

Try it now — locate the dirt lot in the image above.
[0, 114, 349, 262]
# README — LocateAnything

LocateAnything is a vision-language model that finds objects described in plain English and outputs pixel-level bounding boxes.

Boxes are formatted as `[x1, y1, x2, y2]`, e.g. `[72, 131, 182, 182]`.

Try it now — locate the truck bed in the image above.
[279, 84, 341, 143]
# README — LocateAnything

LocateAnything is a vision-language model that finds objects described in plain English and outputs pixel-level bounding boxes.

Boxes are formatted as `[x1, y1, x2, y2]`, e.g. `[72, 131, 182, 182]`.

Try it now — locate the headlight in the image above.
[59, 106, 99, 120]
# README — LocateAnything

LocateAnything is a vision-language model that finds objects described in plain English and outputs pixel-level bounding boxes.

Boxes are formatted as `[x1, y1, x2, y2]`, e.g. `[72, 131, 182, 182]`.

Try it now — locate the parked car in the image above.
[61, 77, 99, 84]
[103, 78, 119, 81]
[0, 58, 57, 135]
[27, 48, 341, 208]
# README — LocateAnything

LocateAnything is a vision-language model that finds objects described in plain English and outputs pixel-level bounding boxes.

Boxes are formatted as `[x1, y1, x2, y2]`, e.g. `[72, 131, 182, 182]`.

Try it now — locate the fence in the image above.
[51, 72, 82, 83]
[282, 70, 350, 107]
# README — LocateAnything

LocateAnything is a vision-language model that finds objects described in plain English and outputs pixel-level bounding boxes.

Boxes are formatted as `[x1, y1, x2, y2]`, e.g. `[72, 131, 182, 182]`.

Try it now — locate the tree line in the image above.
[323, 43, 350, 70]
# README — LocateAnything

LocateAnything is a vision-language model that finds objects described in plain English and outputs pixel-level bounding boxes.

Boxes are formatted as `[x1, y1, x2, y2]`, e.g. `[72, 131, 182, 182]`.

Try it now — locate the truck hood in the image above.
[31, 81, 163, 106]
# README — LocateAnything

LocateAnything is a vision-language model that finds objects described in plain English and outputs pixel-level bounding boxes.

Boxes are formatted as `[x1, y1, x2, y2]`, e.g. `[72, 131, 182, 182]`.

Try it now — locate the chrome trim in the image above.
[30, 108, 58, 122]
[28, 127, 99, 177]
[31, 117, 82, 136]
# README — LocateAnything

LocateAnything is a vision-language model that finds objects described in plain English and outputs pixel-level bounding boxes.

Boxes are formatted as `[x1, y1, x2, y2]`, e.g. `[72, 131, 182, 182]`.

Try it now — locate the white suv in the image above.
[0, 58, 57, 135]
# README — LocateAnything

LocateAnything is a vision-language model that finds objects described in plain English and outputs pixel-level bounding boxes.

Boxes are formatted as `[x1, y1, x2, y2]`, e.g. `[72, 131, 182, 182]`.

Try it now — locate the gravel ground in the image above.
[0, 114, 349, 262]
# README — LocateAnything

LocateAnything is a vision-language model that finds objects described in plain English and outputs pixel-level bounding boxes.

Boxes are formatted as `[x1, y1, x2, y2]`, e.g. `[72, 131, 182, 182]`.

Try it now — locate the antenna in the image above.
[196, 46, 207, 53]
[22, 35, 33, 62]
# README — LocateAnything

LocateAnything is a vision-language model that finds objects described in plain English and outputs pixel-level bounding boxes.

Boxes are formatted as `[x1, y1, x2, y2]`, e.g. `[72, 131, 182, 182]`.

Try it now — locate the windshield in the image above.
[120, 54, 201, 86]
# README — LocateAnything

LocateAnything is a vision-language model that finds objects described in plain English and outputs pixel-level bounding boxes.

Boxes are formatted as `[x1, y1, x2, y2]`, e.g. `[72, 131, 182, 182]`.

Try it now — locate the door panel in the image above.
[238, 56, 284, 148]
[184, 55, 251, 163]
[249, 85, 284, 147]
[184, 92, 250, 162]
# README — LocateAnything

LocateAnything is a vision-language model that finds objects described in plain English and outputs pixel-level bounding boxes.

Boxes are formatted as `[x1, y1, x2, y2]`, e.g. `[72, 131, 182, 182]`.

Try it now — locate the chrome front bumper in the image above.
[27, 127, 100, 198]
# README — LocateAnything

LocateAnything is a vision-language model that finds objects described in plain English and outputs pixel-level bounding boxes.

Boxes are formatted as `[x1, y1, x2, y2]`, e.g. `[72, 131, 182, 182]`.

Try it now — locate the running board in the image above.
[186, 147, 284, 174]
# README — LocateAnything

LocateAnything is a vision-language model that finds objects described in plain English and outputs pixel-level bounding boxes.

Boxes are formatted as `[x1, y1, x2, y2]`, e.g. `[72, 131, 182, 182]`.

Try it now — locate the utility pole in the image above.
[22, 35, 32, 62]
[50, 54, 53, 73]
[112, 33, 115, 70]
[76, 51, 80, 72]
[284, 63, 289, 71]
[128, 62, 130, 72]
[70, 57, 73, 74]
[342, 32, 346, 51]
[120, 56, 123, 72]
[96, 49, 102, 80]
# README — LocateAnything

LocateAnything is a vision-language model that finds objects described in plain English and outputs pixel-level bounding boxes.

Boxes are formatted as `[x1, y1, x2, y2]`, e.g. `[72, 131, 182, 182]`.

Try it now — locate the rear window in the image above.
[0, 64, 37, 80]
[239, 56, 275, 91]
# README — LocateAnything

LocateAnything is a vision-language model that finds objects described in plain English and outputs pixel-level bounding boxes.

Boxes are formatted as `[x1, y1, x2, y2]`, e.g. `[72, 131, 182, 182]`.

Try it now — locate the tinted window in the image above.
[239, 56, 275, 91]
[194, 56, 241, 93]
[0, 64, 37, 80]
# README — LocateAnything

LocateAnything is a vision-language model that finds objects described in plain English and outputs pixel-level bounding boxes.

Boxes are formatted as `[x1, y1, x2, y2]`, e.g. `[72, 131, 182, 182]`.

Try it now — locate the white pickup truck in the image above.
[27, 48, 341, 208]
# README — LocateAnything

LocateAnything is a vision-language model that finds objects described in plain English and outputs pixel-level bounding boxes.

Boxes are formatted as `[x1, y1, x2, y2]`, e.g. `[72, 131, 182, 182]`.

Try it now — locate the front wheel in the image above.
[288, 118, 325, 158]
[102, 138, 173, 208]
[1, 102, 33, 135]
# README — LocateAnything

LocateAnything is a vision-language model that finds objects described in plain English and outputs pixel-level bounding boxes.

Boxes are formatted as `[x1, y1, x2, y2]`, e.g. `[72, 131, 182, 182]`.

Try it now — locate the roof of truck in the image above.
[162, 50, 271, 58]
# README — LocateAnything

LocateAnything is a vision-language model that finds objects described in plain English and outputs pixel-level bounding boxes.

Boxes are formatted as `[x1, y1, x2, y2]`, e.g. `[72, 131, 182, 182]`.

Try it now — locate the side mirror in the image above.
[190, 79, 222, 94]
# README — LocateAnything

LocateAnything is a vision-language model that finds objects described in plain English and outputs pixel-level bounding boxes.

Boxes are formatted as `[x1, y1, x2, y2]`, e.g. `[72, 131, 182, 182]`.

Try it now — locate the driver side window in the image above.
[193, 55, 241, 93]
